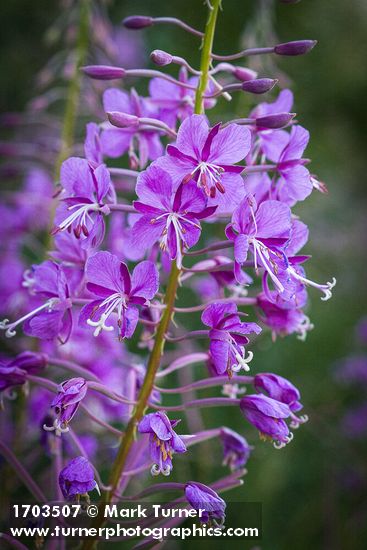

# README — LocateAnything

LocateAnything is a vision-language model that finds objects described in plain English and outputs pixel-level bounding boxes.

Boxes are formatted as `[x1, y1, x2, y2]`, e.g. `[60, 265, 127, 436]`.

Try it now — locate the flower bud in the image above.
[256, 112, 296, 129]
[82, 65, 126, 80]
[150, 49, 173, 66]
[122, 15, 154, 29]
[233, 67, 258, 82]
[274, 40, 317, 56]
[242, 78, 278, 94]
[107, 111, 139, 128]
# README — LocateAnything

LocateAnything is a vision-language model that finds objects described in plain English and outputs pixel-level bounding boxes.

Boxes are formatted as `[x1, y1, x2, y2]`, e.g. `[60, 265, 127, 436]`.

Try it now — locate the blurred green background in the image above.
[1, 0, 367, 549]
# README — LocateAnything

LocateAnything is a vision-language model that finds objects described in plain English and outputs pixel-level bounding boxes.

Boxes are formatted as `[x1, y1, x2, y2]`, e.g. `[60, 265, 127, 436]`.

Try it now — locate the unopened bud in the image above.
[82, 65, 125, 80]
[150, 49, 173, 67]
[242, 78, 278, 94]
[233, 67, 258, 82]
[256, 112, 296, 129]
[122, 16, 153, 29]
[274, 40, 317, 56]
[107, 112, 139, 128]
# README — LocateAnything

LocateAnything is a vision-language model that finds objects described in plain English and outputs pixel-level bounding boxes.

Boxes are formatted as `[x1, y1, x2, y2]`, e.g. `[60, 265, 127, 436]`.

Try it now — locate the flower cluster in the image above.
[0, 0, 335, 544]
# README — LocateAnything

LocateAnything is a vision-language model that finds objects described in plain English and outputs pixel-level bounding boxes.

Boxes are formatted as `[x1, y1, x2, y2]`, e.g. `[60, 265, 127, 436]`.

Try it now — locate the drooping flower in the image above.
[138, 411, 186, 476]
[256, 292, 313, 340]
[101, 88, 163, 168]
[52, 157, 114, 249]
[79, 251, 159, 340]
[0, 352, 47, 403]
[220, 427, 253, 471]
[185, 482, 226, 526]
[240, 393, 293, 449]
[201, 302, 261, 376]
[44, 377, 87, 435]
[156, 114, 251, 212]
[130, 165, 216, 267]
[254, 373, 308, 427]
[59, 456, 97, 501]
[0, 260, 73, 342]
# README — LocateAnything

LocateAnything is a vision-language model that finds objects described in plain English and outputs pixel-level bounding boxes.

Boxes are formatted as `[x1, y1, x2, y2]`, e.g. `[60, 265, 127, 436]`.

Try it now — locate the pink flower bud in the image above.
[82, 65, 125, 80]
[274, 40, 317, 56]
[122, 15, 153, 29]
[150, 49, 173, 66]
[107, 111, 139, 128]
[242, 78, 278, 94]
[256, 112, 296, 129]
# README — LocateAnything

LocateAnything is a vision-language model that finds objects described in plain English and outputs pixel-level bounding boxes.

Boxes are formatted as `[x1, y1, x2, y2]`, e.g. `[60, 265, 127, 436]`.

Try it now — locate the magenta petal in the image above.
[175, 114, 209, 158]
[136, 165, 173, 210]
[60, 157, 94, 198]
[210, 339, 230, 375]
[234, 234, 249, 264]
[130, 261, 159, 300]
[207, 124, 251, 164]
[255, 200, 291, 239]
[201, 302, 238, 328]
[85, 251, 125, 294]
[103, 88, 132, 113]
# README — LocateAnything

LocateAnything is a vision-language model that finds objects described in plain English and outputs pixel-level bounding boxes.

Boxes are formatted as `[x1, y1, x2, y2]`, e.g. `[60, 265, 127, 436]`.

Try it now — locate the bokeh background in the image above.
[1, 1, 367, 549]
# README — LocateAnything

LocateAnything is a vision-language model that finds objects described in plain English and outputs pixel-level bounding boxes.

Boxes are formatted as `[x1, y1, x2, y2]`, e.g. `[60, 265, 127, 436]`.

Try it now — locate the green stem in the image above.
[194, 0, 221, 114]
[81, 3, 222, 547]
[54, 0, 90, 178]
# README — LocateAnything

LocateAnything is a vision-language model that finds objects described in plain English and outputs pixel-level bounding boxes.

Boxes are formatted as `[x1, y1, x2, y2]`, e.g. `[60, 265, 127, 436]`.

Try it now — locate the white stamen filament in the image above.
[58, 203, 100, 232]
[0, 298, 57, 338]
[86, 292, 127, 337]
[288, 268, 336, 301]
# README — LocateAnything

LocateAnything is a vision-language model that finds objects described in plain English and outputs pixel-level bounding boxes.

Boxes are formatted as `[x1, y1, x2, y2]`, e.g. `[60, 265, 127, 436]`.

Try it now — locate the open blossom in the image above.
[0, 260, 73, 342]
[201, 302, 261, 376]
[52, 157, 114, 249]
[148, 67, 216, 128]
[79, 251, 159, 339]
[240, 393, 294, 449]
[185, 482, 226, 526]
[101, 88, 163, 168]
[220, 427, 253, 471]
[156, 114, 251, 212]
[59, 456, 97, 501]
[225, 193, 291, 284]
[131, 165, 216, 267]
[275, 125, 313, 205]
[138, 411, 186, 476]
[44, 377, 87, 435]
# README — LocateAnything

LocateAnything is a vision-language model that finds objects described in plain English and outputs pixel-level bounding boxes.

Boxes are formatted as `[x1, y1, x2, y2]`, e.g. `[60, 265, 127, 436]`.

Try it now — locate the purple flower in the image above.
[0, 352, 46, 394]
[44, 377, 87, 435]
[257, 293, 313, 340]
[240, 394, 293, 448]
[148, 67, 216, 128]
[185, 482, 226, 526]
[101, 88, 163, 168]
[226, 194, 291, 284]
[131, 165, 216, 267]
[0, 260, 73, 342]
[79, 251, 159, 339]
[275, 125, 313, 205]
[201, 302, 261, 376]
[138, 411, 186, 475]
[254, 373, 306, 418]
[52, 157, 114, 249]
[156, 114, 251, 212]
[59, 456, 97, 501]
[220, 427, 252, 471]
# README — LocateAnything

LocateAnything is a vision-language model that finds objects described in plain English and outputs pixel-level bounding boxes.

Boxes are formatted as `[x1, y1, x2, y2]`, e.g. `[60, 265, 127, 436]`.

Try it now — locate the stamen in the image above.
[0, 299, 57, 338]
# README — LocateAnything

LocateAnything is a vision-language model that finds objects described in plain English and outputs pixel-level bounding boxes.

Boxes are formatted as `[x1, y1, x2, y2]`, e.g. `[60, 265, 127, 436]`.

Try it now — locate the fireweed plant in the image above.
[0, 0, 336, 546]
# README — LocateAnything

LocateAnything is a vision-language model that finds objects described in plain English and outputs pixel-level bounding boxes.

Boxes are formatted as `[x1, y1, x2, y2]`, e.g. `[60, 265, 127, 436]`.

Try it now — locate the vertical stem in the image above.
[194, 0, 222, 114]
[54, 0, 90, 178]
[81, 3, 222, 547]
